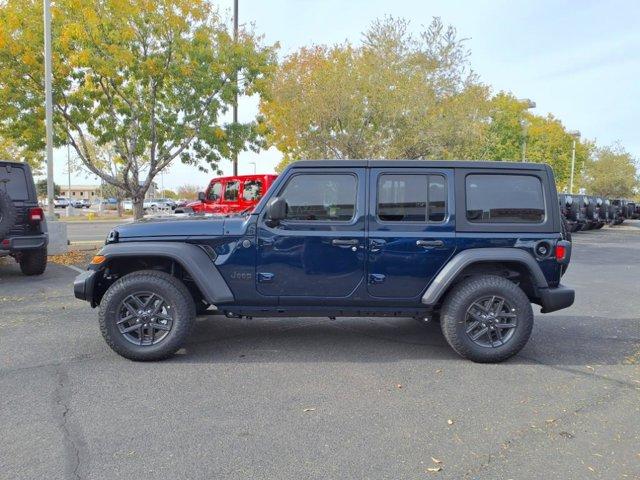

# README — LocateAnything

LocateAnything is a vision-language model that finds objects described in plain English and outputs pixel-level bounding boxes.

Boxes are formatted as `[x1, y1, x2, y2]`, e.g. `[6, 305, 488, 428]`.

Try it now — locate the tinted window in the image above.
[0, 165, 29, 200]
[242, 180, 262, 201]
[377, 174, 446, 222]
[466, 174, 545, 223]
[280, 174, 356, 221]
[208, 182, 222, 201]
[224, 181, 239, 201]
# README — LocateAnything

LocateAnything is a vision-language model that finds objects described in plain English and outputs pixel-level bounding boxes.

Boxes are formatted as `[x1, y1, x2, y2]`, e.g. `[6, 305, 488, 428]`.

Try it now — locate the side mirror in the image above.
[198, 191, 206, 202]
[265, 197, 287, 226]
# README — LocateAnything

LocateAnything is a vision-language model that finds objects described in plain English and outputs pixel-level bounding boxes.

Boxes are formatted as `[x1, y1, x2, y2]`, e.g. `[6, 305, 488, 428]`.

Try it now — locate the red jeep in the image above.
[186, 174, 278, 215]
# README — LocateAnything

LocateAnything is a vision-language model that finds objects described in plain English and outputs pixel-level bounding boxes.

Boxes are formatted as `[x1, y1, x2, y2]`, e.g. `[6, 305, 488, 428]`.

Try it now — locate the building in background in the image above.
[60, 184, 101, 200]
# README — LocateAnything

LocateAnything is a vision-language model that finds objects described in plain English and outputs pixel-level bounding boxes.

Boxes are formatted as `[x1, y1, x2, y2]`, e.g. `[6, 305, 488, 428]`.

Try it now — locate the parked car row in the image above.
[559, 194, 638, 232]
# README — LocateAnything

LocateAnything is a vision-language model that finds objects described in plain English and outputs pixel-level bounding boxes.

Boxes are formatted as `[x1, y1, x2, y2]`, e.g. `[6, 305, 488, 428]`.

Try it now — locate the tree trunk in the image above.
[132, 198, 145, 220]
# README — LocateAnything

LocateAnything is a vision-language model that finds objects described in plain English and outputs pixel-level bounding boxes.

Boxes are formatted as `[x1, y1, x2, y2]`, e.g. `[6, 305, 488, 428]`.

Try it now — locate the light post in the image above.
[568, 130, 581, 194]
[518, 98, 536, 162]
[43, 0, 55, 217]
[232, 0, 239, 176]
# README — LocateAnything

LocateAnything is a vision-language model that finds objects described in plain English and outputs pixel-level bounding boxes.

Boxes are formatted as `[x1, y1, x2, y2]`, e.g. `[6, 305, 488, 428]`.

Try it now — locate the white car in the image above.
[53, 197, 70, 208]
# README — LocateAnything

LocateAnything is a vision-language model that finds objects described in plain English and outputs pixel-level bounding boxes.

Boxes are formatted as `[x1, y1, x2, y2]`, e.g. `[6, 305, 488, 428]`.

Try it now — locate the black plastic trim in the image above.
[97, 241, 234, 304]
[421, 247, 549, 305]
[539, 284, 575, 313]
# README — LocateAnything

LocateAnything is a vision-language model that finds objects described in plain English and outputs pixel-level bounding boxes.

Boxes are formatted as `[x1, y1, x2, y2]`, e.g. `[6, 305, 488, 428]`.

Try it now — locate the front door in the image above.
[366, 168, 456, 299]
[256, 169, 366, 298]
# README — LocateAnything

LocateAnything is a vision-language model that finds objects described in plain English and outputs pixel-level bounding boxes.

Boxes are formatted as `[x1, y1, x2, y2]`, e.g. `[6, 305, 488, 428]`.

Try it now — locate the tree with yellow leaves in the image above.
[0, 0, 276, 218]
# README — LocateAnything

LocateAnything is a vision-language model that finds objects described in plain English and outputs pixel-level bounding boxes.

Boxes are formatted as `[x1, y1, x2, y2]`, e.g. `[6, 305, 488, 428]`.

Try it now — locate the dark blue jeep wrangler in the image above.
[74, 161, 574, 363]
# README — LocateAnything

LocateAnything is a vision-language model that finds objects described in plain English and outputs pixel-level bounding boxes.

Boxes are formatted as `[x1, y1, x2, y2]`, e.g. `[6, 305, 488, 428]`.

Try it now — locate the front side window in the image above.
[208, 182, 222, 201]
[466, 174, 545, 223]
[242, 180, 263, 201]
[279, 174, 356, 221]
[377, 174, 447, 222]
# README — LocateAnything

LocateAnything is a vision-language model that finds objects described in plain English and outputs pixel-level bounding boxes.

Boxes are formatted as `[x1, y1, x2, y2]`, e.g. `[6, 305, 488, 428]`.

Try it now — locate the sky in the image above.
[52, 0, 640, 191]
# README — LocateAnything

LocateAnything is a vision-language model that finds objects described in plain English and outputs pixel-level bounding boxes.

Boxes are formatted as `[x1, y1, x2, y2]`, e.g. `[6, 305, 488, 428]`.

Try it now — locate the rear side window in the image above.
[466, 174, 545, 223]
[242, 180, 262, 201]
[224, 181, 239, 201]
[377, 174, 446, 222]
[279, 173, 356, 221]
[0, 165, 29, 200]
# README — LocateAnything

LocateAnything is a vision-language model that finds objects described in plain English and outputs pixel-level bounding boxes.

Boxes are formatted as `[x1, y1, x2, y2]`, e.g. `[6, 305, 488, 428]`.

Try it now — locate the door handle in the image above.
[416, 240, 444, 248]
[331, 239, 359, 246]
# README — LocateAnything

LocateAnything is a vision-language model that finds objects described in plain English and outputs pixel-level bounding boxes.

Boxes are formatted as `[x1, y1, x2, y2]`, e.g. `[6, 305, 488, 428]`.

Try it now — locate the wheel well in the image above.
[93, 255, 207, 306]
[444, 261, 538, 302]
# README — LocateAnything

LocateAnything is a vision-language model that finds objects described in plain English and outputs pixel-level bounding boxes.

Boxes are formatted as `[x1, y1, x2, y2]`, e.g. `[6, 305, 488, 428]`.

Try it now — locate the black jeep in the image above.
[74, 160, 574, 363]
[0, 161, 48, 275]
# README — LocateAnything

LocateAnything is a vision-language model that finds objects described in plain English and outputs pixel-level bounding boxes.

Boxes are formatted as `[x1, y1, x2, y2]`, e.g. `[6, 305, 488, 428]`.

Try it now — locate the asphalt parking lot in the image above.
[1, 223, 639, 480]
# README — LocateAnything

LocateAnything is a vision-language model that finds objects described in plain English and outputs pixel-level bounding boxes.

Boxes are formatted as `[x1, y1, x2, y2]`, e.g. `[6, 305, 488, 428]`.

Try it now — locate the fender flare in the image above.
[99, 242, 234, 304]
[421, 248, 549, 306]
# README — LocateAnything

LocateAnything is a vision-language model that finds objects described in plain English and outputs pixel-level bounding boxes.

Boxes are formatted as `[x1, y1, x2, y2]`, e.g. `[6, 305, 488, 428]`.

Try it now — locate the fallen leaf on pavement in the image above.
[426, 466, 442, 473]
[396, 384, 403, 389]
[447, 419, 454, 425]
[431, 457, 442, 464]
[303, 408, 315, 412]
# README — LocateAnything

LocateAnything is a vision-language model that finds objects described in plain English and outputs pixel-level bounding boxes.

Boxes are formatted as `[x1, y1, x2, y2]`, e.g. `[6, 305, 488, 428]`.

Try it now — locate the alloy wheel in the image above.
[117, 292, 174, 346]
[465, 295, 517, 348]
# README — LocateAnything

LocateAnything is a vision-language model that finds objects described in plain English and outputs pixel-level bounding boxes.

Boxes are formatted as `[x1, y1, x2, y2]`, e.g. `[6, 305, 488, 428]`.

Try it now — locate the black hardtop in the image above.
[288, 159, 551, 171]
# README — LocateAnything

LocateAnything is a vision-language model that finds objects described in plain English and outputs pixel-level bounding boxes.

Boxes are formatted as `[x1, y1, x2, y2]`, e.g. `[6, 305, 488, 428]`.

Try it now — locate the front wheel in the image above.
[99, 270, 196, 361]
[440, 275, 533, 363]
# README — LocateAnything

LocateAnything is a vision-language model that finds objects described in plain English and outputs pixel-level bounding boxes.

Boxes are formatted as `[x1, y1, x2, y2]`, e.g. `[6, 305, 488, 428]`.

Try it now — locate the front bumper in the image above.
[74, 270, 96, 302]
[539, 284, 575, 313]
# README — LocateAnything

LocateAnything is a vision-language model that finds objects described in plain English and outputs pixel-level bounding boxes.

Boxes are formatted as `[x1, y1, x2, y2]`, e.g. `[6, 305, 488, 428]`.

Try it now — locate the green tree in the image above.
[0, 0, 276, 218]
[176, 183, 201, 200]
[159, 189, 178, 200]
[582, 144, 639, 197]
[261, 16, 490, 170]
[0, 136, 42, 171]
[35, 179, 60, 198]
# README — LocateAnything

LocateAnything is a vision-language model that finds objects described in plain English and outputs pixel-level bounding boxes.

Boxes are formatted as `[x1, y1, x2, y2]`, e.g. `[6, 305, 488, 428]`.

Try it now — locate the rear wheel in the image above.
[99, 270, 196, 361]
[18, 248, 47, 275]
[440, 275, 533, 363]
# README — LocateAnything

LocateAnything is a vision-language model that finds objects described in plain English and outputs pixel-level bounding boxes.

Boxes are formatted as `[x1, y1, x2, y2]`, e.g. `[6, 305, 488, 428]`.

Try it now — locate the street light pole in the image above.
[568, 130, 581, 194]
[43, 0, 55, 217]
[232, 0, 239, 176]
[518, 98, 536, 162]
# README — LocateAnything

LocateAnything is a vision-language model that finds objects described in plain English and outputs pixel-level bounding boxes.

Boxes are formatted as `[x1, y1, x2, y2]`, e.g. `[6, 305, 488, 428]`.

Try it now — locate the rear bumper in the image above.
[0, 234, 48, 252]
[539, 284, 575, 313]
[74, 270, 96, 302]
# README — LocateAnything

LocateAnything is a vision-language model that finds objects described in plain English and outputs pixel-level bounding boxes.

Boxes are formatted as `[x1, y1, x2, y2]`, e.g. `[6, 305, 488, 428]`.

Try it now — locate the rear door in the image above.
[366, 168, 456, 299]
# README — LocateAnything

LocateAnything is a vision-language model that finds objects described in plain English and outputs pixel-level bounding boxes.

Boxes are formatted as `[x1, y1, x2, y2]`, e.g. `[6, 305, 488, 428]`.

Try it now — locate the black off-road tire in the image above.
[99, 270, 196, 361]
[440, 275, 534, 363]
[0, 189, 17, 239]
[18, 248, 47, 276]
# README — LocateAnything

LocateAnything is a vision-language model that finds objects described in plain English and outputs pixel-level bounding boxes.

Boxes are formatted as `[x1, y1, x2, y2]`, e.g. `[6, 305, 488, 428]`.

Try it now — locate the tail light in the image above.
[28, 207, 44, 223]
[555, 243, 567, 262]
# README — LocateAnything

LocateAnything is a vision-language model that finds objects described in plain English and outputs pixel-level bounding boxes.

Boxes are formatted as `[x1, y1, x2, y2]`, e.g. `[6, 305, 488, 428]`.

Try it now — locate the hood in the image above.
[114, 215, 225, 239]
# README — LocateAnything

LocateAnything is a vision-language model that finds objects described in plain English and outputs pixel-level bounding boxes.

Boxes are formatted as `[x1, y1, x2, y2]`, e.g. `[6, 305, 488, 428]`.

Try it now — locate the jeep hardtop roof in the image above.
[287, 160, 550, 170]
